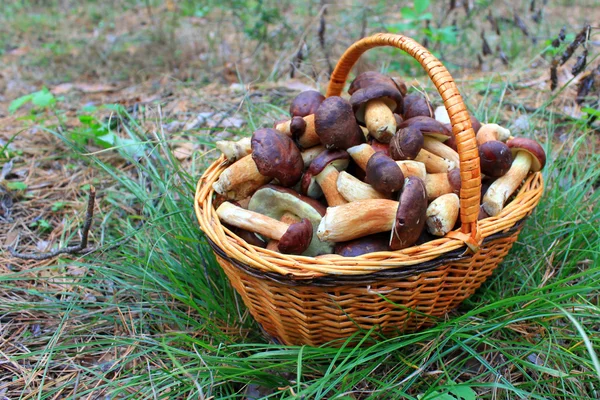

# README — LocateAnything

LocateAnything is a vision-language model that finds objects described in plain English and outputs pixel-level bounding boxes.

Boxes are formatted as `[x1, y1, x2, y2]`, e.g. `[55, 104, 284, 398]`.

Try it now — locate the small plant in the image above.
[30, 218, 52, 232]
[9, 87, 57, 114]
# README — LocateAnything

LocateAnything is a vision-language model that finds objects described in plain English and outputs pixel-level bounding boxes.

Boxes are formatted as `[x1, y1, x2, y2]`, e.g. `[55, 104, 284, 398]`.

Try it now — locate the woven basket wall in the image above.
[195, 33, 544, 346]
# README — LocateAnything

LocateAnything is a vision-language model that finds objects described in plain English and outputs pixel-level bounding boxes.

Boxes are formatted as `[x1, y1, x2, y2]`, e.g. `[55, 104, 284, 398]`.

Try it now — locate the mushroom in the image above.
[266, 212, 300, 252]
[422, 136, 460, 167]
[290, 90, 325, 117]
[426, 193, 460, 236]
[398, 116, 459, 166]
[335, 233, 390, 257]
[216, 202, 312, 255]
[389, 126, 424, 161]
[317, 176, 427, 250]
[275, 114, 321, 149]
[347, 143, 377, 171]
[350, 82, 403, 143]
[414, 149, 455, 173]
[248, 185, 332, 256]
[252, 128, 304, 187]
[365, 152, 404, 194]
[315, 96, 365, 150]
[216, 137, 252, 162]
[402, 93, 433, 119]
[482, 138, 546, 216]
[476, 124, 513, 177]
[424, 168, 461, 201]
[301, 149, 349, 206]
[212, 154, 272, 200]
[337, 171, 389, 202]
[349, 71, 402, 95]
[300, 145, 326, 170]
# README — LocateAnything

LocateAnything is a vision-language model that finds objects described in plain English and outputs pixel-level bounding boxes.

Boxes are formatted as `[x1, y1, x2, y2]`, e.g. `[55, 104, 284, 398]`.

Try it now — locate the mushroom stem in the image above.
[422, 136, 460, 166]
[424, 169, 461, 201]
[275, 114, 321, 148]
[482, 151, 532, 216]
[337, 171, 388, 202]
[347, 143, 376, 170]
[315, 164, 348, 206]
[426, 193, 460, 236]
[212, 154, 272, 200]
[364, 99, 396, 143]
[414, 149, 455, 173]
[317, 199, 398, 242]
[216, 137, 252, 162]
[217, 202, 289, 240]
[396, 161, 426, 180]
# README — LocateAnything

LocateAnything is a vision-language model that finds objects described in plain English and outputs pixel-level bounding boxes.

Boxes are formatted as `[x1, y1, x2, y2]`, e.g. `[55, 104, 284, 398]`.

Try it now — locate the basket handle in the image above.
[326, 33, 482, 251]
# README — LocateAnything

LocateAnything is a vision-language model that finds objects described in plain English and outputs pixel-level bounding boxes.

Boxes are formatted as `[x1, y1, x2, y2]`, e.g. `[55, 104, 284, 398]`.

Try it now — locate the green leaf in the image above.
[9, 94, 34, 114]
[31, 88, 56, 108]
[581, 107, 600, 117]
[414, 0, 430, 14]
[6, 181, 28, 190]
[51, 201, 67, 212]
[401, 6, 416, 19]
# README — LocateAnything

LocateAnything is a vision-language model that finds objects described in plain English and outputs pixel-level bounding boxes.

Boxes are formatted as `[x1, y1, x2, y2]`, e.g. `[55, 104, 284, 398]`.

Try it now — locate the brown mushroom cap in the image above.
[366, 152, 405, 194]
[290, 116, 307, 146]
[278, 218, 313, 254]
[390, 176, 428, 250]
[402, 93, 433, 120]
[448, 168, 462, 194]
[350, 85, 404, 123]
[315, 96, 365, 150]
[390, 176, 427, 250]
[251, 128, 304, 187]
[368, 137, 391, 156]
[399, 116, 451, 142]
[507, 138, 546, 171]
[479, 141, 513, 177]
[349, 71, 396, 94]
[389, 126, 424, 160]
[290, 90, 325, 117]
[335, 233, 390, 257]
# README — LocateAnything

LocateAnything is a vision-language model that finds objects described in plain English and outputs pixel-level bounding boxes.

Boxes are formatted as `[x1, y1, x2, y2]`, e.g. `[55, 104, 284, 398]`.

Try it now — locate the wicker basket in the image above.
[195, 33, 544, 346]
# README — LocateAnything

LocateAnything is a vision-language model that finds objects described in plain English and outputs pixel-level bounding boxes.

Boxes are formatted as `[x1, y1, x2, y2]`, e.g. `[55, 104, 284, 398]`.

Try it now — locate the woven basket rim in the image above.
[195, 161, 543, 279]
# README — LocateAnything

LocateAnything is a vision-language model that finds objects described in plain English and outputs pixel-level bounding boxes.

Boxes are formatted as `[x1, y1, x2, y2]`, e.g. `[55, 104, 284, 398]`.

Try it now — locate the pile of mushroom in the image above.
[212, 71, 546, 257]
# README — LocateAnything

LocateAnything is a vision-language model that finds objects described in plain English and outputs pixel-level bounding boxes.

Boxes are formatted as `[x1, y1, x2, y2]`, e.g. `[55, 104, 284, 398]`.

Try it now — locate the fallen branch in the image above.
[9, 187, 98, 260]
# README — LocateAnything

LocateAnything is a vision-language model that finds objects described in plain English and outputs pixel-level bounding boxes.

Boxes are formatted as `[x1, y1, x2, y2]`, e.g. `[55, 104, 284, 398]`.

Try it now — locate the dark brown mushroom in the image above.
[389, 126, 424, 161]
[302, 149, 350, 206]
[479, 141, 513, 177]
[335, 233, 390, 257]
[402, 93, 433, 119]
[251, 128, 304, 187]
[366, 152, 405, 194]
[482, 138, 546, 216]
[389, 176, 428, 250]
[290, 90, 326, 117]
[350, 83, 404, 143]
[315, 96, 365, 150]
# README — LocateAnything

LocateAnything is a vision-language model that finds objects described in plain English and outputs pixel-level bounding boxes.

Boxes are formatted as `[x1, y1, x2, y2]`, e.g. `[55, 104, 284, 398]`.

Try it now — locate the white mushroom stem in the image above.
[212, 154, 272, 200]
[216, 202, 289, 240]
[216, 137, 252, 162]
[482, 151, 532, 216]
[275, 114, 321, 148]
[422, 136, 460, 166]
[317, 199, 398, 242]
[426, 193, 460, 236]
[476, 123, 511, 146]
[396, 160, 426, 180]
[337, 171, 388, 202]
[365, 99, 396, 143]
[315, 165, 348, 206]
[424, 172, 457, 201]
[347, 143, 376, 171]
[266, 212, 299, 251]
[414, 149, 455, 173]
[301, 145, 326, 169]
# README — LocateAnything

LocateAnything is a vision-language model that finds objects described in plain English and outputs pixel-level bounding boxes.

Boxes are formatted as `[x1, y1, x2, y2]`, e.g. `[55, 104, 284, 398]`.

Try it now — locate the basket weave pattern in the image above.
[195, 34, 544, 346]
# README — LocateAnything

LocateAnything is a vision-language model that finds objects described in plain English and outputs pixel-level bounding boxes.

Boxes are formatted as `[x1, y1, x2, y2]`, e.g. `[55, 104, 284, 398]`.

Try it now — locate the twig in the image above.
[9, 187, 98, 260]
